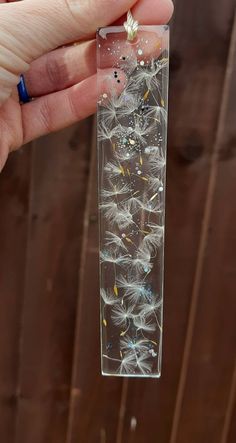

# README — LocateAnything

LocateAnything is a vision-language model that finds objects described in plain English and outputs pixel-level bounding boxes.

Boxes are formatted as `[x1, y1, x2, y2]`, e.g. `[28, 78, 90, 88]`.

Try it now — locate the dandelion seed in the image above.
[120, 165, 125, 176]
[100, 101, 119, 127]
[134, 315, 156, 332]
[119, 353, 137, 374]
[101, 91, 141, 127]
[111, 303, 135, 327]
[100, 288, 120, 306]
[134, 59, 168, 91]
[143, 90, 150, 101]
[144, 105, 168, 125]
[136, 353, 152, 374]
[125, 237, 135, 246]
[137, 199, 162, 215]
[114, 147, 137, 162]
[100, 250, 129, 266]
[121, 250, 153, 274]
[141, 224, 164, 253]
[100, 202, 134, 229]
[118, 92, 141, 117]
[98, 122, 122, 141]
[126, 119, 156, 146]
[139, 298, 162, 317]
[104, 161, 125, 178]
[120, 335, 150, 353]
[104, 232, 128, 252]
[117, 275, 154, 303]
[117, 275, 146, 299]
[139, 299, 162, 331]
[149, 192, 158, 202]
[101, 183, 131, 198]
[148, 151, 166, 174]
[148, 176, 164, 192]
[124, 197, 142, 214]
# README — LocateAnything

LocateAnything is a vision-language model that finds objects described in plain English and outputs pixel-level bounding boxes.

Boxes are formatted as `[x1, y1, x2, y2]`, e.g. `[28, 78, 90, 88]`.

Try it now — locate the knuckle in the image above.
[45, 54, 66, 90]
[38, 98, 53, 134]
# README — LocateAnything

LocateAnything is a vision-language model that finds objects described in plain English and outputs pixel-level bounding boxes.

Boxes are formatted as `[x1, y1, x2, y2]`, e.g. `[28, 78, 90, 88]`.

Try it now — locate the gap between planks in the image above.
[13, 142, 35, 443]
[66, 119, 96, 443]
[169, 10, 236, 443]
[220, 359, 236, 443]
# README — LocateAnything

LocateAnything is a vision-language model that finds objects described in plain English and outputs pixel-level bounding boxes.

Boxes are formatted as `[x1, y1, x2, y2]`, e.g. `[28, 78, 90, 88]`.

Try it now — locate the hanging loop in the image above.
[124, 10, 139, 41]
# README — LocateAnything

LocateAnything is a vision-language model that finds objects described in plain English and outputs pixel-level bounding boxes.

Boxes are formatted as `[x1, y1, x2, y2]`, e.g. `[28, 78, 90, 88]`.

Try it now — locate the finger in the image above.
[21, 69, 127, 145]
[0, 0, 138, 107]
[24, 0, 173, 98]
[25, 33, 159, 98]
[0, 0, 139, 63]
[25, 40, 97, 97]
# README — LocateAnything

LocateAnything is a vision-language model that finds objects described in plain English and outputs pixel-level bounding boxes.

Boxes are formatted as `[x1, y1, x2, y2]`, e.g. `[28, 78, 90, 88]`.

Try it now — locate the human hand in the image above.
[0, 0, 173, 171]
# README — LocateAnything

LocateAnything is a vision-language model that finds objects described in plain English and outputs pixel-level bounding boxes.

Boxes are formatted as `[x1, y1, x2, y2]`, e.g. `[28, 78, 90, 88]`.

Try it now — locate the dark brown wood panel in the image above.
[0, 147, 32, 443]
[120, 1, 236, 442]
[227, 404, 236, 443]
[66, 127, 123, 443]
[14, 122, 92, 443]
[222, 361, 236, 443]
[172, 12, 236, 442]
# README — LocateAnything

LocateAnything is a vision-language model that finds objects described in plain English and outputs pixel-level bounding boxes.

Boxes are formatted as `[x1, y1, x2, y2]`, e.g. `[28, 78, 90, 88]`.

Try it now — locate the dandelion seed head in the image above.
[112, 303, 134, 326]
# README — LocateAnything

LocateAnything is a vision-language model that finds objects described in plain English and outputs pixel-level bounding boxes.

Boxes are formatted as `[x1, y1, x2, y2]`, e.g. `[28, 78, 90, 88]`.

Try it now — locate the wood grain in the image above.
[119, 1, 236, 442]
[66, 124, 124, 443]
[171, 11, 236, 442]
[221, 361, 236, 443]
[0, 147, 31, 443]
[13, 121, 92, 443]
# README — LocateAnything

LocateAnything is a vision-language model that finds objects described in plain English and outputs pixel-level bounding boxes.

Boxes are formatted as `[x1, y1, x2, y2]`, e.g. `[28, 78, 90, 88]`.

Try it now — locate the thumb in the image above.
[0, 0, 137, 104]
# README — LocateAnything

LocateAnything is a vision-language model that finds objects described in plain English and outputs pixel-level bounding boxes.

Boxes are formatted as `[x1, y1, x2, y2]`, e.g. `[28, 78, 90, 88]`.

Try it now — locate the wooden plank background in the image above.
[0, 0, 235, 442]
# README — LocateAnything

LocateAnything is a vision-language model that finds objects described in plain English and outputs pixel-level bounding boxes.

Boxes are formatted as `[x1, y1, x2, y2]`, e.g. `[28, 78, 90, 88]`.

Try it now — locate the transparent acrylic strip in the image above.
[97, 25, 169, 377]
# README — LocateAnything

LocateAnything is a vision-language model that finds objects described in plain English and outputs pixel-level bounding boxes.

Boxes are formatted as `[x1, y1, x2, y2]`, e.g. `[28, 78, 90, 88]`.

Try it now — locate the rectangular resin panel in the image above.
[97, 25, 169, 377]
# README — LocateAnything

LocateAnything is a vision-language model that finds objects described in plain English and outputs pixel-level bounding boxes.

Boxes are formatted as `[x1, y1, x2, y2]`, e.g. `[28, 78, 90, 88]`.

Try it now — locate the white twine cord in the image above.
[124, 10, 139, 41]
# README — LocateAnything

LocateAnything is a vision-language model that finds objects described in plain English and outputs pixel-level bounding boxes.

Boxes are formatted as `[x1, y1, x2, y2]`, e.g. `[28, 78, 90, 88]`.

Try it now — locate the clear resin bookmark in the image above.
[97, 13, 169, 377]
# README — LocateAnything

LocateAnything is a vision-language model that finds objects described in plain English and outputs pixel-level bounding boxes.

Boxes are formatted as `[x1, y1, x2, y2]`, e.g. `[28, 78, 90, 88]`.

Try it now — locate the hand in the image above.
[0, 0, 173, 171]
